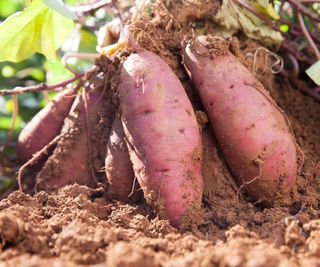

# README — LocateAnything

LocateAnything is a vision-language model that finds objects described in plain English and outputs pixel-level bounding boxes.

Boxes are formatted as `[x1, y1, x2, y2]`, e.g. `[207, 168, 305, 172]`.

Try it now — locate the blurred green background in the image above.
[0, 0, 115, 162]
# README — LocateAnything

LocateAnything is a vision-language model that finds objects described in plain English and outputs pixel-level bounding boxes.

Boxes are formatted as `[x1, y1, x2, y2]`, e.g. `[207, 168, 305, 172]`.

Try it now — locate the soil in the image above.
[2, 0, 320, 266]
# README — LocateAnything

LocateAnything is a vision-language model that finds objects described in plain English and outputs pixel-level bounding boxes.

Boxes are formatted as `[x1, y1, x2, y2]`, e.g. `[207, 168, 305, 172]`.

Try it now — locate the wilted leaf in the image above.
[0, 0, 74, 62]
[256, 0, 269, 9]
[255, 3, 280, 20]
[214, 0, 283, 46]
[306, 60, 320, 85]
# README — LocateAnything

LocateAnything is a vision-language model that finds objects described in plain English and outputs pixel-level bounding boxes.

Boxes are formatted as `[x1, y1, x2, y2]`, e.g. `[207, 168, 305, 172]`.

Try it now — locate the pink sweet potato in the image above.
[105, 115, 135, 202]
[17, 89, 75, 163]
[183, 36, 297, 202]
[119, 50, 203, 227]
[35, 87, 104, 190]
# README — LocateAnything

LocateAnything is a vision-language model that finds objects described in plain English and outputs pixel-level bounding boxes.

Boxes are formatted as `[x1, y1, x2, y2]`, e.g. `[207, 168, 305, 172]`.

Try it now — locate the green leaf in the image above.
[0, 0, 22, 18]
[42, 0, 77, 20]
[0, 116, 23, 130]
[0, 0, 74, 63]
[30, 68, 45, 81]
[306, 60, 320, 86]
[45, 58, 73, 84]
[79, 29, 97, 53]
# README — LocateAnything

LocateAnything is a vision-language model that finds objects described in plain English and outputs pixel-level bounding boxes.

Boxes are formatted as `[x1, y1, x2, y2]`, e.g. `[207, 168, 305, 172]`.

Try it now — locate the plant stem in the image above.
[0, 76, 79, 96]
[297, 12, 320, 60]
[285, 0, 320, 22]
[0, 66, 99, 96]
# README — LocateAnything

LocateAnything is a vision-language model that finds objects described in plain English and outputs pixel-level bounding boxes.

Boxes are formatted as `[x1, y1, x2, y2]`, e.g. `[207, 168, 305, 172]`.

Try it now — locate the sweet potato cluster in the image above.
[17, 35, 297, 228]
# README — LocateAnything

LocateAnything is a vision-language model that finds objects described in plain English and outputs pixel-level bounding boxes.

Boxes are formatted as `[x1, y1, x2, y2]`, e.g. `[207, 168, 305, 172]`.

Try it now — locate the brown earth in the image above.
[1, 0, 320, 266]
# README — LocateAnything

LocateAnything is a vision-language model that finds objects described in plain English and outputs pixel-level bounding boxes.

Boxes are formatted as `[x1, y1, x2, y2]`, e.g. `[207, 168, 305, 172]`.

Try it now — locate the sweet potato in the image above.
[201, 127, 238, 199]
[183, 36, 297, 203]
[119, 50, 203, 227]
[35, 87, 104, 190]
[17, 89, 75, 163]
[105, 115, 136, 202]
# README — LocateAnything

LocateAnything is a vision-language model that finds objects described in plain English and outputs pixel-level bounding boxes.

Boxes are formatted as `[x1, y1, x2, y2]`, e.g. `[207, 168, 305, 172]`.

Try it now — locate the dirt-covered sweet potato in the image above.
[35, 87, 105, 190]
[105, 115, 136, 202]
[119, 50, 203, 227]
[183, 36, 297, 203]
[17, 89, 75, 163]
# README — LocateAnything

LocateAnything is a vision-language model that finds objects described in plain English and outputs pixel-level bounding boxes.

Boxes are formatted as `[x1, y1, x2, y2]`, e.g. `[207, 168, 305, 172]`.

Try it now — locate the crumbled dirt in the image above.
[2, 0, 320, 266]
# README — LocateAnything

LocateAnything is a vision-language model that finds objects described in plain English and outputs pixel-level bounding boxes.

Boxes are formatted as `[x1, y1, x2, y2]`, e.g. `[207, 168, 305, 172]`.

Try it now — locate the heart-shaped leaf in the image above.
[0, 0, 74, 62]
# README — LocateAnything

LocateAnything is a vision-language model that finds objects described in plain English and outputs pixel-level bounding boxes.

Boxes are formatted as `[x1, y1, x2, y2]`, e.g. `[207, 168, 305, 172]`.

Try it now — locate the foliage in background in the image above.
[214, 0, 283, 46]
[0, 0, 75, 62]
[0, 0, 104, 162]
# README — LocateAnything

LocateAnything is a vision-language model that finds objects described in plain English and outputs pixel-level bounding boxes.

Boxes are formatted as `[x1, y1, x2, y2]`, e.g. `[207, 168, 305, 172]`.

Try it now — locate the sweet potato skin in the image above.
[105, 116, 135, 202]
[17, 90, 75, 163]
[36, 88, 104, 190]
[183, 36, 297, 202]
[119, 51, 203, 227]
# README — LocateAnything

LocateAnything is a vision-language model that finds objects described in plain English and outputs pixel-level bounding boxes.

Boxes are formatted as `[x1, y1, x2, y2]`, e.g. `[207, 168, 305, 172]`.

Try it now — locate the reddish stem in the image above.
[297, 12, 320, 60]
[0, 76, 79, 96]
[280, 18, 320, 43]
[300, 0, 320, 3]
[285, 0, 320, 22]
[0, 66, 99, 96]
[287, 53, 300, 77]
